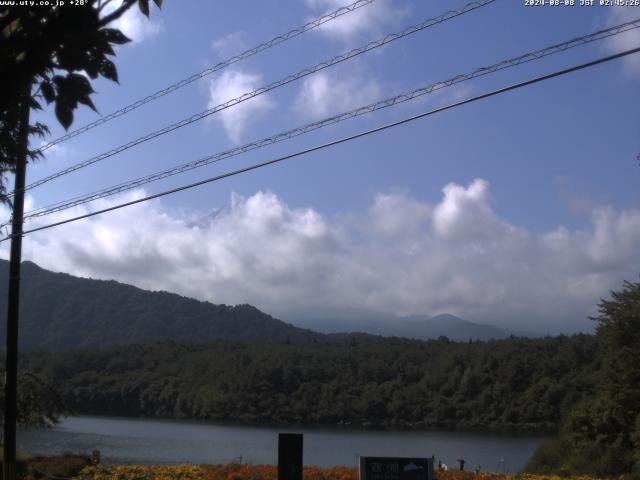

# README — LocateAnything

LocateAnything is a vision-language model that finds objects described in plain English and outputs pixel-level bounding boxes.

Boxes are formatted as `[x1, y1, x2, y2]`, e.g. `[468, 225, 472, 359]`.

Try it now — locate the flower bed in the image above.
[62, 464, 605, 480]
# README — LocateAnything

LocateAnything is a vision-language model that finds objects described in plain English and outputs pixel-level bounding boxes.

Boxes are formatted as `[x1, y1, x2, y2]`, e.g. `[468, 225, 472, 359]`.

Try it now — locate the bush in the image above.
[26, 453, 91, 479]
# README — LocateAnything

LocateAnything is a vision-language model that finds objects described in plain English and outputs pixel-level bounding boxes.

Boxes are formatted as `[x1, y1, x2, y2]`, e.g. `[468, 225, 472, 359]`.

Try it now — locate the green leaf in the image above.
[84, 58, 101, 79]
[138, 0, 150, 17]
[2, 18, 20, 38]
[153, 0, 162, 7]
[101, 28, 130, 45]
[41, 81, 55, 104]
[30, 97, 42, 111]
[78, 95, 97, 112]
[67, 73, 94, 97]
[52, 75, 66, 89]
[55, 101, 74, 130]
[56, 42, 91, 72]
[99, 58, 118, 83]
[32, 122, 50, 138]
[100, 42, 116, 56]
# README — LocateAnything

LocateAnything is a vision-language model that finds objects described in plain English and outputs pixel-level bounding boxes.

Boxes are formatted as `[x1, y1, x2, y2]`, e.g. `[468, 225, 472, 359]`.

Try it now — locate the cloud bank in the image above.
[6, 180, 639, 334]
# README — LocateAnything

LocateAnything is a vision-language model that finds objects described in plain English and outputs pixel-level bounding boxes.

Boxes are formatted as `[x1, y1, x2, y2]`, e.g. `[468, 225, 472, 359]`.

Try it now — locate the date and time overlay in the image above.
[525, 0, 639, 6]
[3, 0, 640, 8]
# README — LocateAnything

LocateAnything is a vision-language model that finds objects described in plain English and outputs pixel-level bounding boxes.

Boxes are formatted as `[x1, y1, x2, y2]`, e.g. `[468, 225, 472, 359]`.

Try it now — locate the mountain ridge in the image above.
[288, 312, 523, 341]
[0, 260, 328, 350]
[0, 260, 520, 350]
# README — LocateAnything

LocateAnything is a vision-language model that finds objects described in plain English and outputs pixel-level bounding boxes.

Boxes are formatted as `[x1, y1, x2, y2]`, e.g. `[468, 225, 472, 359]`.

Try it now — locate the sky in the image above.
[2, 0, 640, 335]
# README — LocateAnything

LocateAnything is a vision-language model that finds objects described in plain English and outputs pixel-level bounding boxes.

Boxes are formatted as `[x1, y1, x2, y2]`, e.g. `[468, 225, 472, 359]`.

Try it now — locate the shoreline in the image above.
[18, 415, 549, 472]
[49, 413, 557, 436]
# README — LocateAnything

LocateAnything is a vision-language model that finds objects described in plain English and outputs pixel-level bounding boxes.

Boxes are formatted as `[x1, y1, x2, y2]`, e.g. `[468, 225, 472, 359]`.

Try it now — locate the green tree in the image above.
[595, 280, 640, 413]
[0, 0, 161, 201]
[589, 279, 640, 476]
[0, 370, 67, 427]
[527, 280, 640, 477]
[0, 4, 161, 474]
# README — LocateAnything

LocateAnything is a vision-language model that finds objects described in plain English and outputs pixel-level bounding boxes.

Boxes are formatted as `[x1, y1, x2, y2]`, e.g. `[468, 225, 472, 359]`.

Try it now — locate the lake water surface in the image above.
[18, 416, 549, 472]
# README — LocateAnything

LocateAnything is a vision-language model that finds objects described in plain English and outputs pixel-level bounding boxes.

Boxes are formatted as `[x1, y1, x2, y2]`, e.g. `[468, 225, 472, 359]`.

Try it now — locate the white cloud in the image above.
[207, 70, 275, 143]
[103, 1, 163, 43]
[432, 179, 510, 240]
[295, 70, 380, 118]
[5, 180, 640, 335]
[604, 7, 640, 77]
[369, 190, 430, 237]
[211, 32, 248, 58]
[305, 0, 406, 40]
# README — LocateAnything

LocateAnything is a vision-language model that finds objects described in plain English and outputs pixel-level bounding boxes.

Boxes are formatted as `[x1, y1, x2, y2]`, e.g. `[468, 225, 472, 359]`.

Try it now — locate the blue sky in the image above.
[4, 0, 640, 334]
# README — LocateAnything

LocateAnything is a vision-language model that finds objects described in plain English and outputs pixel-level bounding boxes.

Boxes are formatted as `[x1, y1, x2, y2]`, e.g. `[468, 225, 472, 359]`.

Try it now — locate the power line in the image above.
[25, 0, 495, 192]
[21, 17, 640, 221]
[35, 0, 379, 154]
[16, 0, 495, 197]
[5, 46, 638, 242]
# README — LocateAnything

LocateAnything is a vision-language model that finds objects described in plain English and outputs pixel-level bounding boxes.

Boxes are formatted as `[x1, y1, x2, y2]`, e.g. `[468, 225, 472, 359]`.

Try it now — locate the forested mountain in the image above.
[4, 257, 635, 477]
[526, 280, 640, 477]
[22, 334, 598, 431]
[0, 260, 519, 351]
[0, 260, 327, 350]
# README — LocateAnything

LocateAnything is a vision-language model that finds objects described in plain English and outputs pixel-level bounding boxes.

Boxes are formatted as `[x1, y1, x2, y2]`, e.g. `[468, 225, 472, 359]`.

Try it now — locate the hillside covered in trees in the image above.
[0, 261, 329, 350]
[22, 334, 598, 431]
[0, 261, 522, 350]
[526, 280, 640, 477]
[4, 259, 637, 477]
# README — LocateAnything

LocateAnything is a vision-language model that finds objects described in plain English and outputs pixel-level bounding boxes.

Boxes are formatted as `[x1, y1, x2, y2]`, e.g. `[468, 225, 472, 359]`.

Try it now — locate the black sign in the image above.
[278, 433, 303, 480]
[359, 457, 434, 480]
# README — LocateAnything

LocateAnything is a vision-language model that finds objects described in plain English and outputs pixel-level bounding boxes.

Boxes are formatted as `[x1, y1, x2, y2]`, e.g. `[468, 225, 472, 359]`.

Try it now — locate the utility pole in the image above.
[3, 86, 30, 480]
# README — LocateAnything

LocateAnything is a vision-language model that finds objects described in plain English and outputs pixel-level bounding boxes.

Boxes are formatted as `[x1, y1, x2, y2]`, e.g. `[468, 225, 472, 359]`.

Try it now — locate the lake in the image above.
[18, 416, 549, 473]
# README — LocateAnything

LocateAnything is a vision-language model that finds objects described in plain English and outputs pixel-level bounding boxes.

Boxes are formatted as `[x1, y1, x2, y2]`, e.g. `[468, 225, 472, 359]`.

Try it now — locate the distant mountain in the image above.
[0, 260, 526, 351]
[0, 260, 331, 351]
[290, 312, 521, 341]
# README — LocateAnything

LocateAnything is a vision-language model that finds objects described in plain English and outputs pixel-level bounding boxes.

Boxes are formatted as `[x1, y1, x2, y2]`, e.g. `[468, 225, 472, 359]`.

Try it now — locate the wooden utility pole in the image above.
[3, 87, 30, 480]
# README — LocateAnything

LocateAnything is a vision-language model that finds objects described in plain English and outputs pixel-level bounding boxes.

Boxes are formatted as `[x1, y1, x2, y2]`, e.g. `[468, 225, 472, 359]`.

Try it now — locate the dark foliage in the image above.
[0, 367, 68, 427]
[0, 260, 329, 350]
[21, 334, 598, 431]
[526, 280, 640, 478]
[0, 0, 160, 202]
[25, 454, 91, 479]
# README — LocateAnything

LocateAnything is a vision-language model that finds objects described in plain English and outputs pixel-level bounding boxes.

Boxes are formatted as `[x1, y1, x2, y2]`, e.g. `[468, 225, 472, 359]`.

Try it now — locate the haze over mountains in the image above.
[292, 312, 526, 341]
[0, 260, 521, 351]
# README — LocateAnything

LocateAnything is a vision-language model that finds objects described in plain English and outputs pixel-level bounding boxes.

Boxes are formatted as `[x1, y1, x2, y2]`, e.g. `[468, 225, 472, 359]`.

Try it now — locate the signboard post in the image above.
[359, 456, 434, 480]
[278, 433, 303, 480]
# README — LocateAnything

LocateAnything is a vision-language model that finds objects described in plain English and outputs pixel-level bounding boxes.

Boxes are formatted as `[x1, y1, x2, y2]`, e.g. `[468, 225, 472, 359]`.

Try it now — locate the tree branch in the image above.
[97, 0, 116, 13]
[98, 0, 136, 27]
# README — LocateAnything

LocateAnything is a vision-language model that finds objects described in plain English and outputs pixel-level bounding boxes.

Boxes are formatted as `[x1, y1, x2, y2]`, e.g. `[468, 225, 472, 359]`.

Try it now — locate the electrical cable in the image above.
[4, 45, 637, 242]
[14, 0, 495, 197]
[20, 17, 640, 221]
[35, 0, 380, 154]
